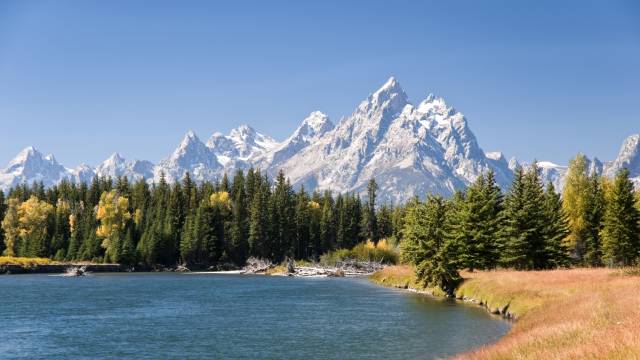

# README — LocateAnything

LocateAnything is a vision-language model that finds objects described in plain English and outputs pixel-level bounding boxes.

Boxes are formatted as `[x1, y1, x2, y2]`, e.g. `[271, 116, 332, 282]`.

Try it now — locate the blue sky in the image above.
[1, 0, 639, 166]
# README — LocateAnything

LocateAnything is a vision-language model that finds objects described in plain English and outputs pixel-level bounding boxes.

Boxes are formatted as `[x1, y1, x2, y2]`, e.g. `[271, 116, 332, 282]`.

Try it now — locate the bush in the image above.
[320, 240, 399, 266]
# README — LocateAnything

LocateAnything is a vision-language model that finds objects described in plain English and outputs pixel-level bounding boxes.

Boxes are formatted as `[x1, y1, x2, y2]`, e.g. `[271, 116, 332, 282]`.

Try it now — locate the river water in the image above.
[0, 273, 509, 359]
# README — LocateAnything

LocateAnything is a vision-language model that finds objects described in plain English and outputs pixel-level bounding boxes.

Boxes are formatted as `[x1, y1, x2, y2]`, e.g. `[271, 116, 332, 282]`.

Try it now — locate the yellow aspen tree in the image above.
[1, 198, 21, 257]
[562, 155, 590, 259]
[210, 191, 231, 211]
[17, 196, 54, 257]
[96, 190, 131, 262]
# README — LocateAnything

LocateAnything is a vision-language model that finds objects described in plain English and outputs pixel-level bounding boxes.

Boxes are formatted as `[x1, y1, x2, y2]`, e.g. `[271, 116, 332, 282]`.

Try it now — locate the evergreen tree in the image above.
[582, 175, 605, 266]
[401, 195, 461, 295]
[601, 169, 640, 266]
[447, 172, 502, 271]
[229, 170, 249, 265]
[361, 179, 378, 242]
[500, 165, 547, 270]
[377, 204, 394, 240]
[320, 192, 335, 253]
[0, 190, 6, 255]
[248, 176, 270, 259]
[542, 182, 570, 267]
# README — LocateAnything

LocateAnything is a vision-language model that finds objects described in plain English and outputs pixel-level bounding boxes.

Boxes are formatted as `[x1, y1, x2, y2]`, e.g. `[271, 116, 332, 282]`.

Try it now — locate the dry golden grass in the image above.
[369, 265, 447, 297]
[455, 268, 640, 359]
[372, 266, 640, 359]
[0, 256, 58, 266]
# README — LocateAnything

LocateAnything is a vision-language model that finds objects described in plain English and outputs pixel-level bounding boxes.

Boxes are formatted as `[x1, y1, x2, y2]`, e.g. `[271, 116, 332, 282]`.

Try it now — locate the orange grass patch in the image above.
[455, 268, 640, 360]
[371, 266, 640, 359]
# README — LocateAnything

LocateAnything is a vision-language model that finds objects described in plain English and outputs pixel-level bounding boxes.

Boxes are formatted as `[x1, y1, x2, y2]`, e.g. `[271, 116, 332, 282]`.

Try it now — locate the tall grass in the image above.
[320, 239, 399, 266]
[0, 256, 58, 266]
[372, 266, 640, 359]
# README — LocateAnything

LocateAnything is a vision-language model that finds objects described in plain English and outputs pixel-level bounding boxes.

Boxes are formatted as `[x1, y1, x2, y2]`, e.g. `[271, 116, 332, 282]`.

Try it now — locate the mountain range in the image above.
[1, 77, 638, 203]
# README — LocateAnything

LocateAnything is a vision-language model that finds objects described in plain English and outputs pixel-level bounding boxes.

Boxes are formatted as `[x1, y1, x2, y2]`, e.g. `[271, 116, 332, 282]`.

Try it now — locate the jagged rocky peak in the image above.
[102, 152, 126, 166]
[358, 76, 409, 115]
[606, 134, 640, 177]
[227, 124, 278, 159]
[5, 146, 64, 173]
[485, 151, 504, 161]
[7, 146, 41, 168]
[416, 93, 455, 118]
[0, 146, 68, 191]
[293, 111, 334, 140]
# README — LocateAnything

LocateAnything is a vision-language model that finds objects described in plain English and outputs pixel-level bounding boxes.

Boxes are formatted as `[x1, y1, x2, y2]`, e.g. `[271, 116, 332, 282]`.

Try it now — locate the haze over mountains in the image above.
[1, 78, 638, 203]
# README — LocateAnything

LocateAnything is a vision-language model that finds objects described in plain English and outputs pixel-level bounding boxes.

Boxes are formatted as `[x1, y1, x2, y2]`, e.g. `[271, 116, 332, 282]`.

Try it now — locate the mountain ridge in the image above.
[1, 77, 638, 202]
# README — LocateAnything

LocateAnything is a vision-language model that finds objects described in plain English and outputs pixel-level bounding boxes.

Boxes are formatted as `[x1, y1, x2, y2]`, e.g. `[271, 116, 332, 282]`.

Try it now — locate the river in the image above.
[0, 273, 509, 359]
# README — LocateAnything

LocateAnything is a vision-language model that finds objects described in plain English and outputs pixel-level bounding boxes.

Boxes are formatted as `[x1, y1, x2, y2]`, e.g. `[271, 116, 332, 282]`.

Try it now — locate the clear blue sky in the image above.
[1, 0, 639, 167]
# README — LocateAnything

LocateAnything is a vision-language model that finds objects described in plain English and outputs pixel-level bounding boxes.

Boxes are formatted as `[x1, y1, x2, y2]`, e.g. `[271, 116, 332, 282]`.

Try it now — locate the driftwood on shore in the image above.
[241, 257, 386, 277]
[242, 257, 275, 274]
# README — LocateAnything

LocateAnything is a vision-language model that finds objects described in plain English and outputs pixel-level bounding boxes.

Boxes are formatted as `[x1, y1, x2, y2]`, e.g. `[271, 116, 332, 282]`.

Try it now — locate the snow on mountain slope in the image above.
[69, 164, 96, 184]
[273, 77, 513, 202]
[415, 94, 513, 189]
[255, 111, 334, 171]
[154, 131, 222, 183]
[536, 161, 568, 190]
[1, 78, 637, 202]
[604, 134, 640, 180]
[0, 147, 69, 191]
[96, 153, 154, 181]
[206, 124, 279, 172]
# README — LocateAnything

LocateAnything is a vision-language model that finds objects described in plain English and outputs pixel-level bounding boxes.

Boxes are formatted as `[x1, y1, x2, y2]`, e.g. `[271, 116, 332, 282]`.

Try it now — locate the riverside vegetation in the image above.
[0, 153, 638, 274]
[371, 153, 640, 359]
[2, 152, 640, 357]
[0, 168, 397, 270]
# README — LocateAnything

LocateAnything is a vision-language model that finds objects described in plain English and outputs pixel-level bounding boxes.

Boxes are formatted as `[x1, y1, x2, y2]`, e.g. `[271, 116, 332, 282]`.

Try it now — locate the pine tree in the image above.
[401, 195, 461, 295]
[229, 170, 249, 265]
[601, 169, 640, 266]
[308, 195, 322, 259]
[248, 177, 270, 259]
[377, 204, 394, 240]
[542, 182, 570, 267]
[500, 165, 547, 270]
[0, 190, 6, 255]
[293, 187, 311, 259]
[361, 179, 378, 242]
[269, 171, 296, 260]
[446, 171, 503, 271]
[581, 175, 605, 266]
[320, 192, 335, 253]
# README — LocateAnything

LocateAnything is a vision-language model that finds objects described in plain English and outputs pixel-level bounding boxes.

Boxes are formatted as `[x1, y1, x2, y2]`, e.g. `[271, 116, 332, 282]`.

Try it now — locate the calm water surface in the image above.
[0, 273, 509, 359]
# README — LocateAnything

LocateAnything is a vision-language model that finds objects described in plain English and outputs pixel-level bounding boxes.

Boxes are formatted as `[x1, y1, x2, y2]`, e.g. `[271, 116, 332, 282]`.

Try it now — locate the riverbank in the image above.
[370, 265, 640, 359]
[0, 262, 124, 274]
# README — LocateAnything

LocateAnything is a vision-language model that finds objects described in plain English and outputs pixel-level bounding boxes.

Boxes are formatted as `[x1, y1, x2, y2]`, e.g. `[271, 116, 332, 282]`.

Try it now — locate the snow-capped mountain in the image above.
[96, 153, 154, 181]
[154, 131, 222, 183]
[604, 134, 640, 187]
[254, 111, 334, 171]
[0, 147, 69, 190]
[1, 77, 638, 202]
[274, 77, 512, 203]
[207, 124, 278, 171]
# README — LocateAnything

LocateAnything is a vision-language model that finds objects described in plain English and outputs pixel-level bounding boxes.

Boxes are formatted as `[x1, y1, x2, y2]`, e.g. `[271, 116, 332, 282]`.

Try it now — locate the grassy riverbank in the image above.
[371, 266, 640, 359]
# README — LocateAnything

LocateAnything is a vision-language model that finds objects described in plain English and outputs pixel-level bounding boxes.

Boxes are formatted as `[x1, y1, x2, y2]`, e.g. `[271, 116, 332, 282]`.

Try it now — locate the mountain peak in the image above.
[179, 131, 202, 148]
[107, 152, 125, 162]
[8, 146, 43, 167]
[301, 111, 332, 132]
[372, 76, 406, 99]
[357, 77, 409, 117]
[229, 124, 257, 140]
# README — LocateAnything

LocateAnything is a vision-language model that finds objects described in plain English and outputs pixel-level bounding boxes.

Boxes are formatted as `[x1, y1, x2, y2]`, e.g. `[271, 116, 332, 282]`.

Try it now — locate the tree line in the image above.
[400, 154, 640, 295]
[0, 169, 396, 268]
